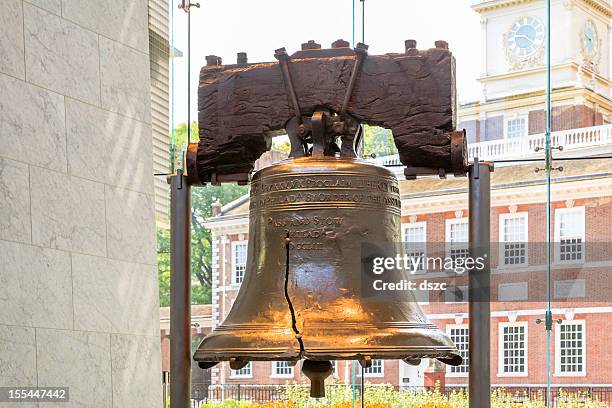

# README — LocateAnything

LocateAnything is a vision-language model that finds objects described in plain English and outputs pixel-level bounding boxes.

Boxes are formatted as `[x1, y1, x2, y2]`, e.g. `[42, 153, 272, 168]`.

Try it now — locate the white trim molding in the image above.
[554, 319, 587, 377]
[554, 206, 586, 265]
[498, 211, 529, 268]
[230, 361, 253, 379]
[497, 321, 529, 377]
[446, 324, 470, 377]
[230, 240, 248, 285]
[271, 361, 294, 379]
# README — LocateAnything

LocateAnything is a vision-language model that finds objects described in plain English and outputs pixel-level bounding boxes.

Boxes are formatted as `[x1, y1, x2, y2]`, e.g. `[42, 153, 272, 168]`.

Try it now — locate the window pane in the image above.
[449, 326, 469, 374]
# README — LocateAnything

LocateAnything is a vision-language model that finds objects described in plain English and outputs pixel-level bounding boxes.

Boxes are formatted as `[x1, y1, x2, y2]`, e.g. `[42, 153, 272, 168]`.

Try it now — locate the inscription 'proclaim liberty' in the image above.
[250, 175, 401, 211]
[251, 175, 399, 195]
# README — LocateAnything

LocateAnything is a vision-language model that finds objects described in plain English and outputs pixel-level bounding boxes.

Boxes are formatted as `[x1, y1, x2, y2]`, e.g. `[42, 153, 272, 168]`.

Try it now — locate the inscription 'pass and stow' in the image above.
[253, 175, 401, 250]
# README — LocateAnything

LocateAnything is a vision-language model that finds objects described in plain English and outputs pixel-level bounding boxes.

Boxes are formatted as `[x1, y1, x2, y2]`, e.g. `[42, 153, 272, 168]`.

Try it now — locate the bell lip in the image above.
[194, 349, 462, 365]
[437, 354, 464, 367]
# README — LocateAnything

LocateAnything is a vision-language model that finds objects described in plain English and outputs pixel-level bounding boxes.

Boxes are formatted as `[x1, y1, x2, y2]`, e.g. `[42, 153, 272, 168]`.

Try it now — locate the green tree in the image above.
[157, 228, 171, 307]
[158, 122, 248, 307]
[190, 182, 247, 304]
[362, 125, 397, 158]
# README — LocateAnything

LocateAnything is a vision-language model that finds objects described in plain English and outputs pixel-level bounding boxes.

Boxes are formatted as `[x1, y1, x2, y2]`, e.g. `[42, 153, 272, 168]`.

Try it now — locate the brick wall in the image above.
[207, 195, 612, 387]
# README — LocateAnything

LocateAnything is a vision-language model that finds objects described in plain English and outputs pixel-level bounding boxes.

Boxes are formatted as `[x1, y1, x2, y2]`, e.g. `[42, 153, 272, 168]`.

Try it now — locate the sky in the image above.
[169, 0, 482, 128]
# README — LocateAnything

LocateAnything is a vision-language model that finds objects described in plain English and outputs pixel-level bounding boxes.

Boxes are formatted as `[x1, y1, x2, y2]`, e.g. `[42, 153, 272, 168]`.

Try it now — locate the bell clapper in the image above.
[301, 360, 334, 398]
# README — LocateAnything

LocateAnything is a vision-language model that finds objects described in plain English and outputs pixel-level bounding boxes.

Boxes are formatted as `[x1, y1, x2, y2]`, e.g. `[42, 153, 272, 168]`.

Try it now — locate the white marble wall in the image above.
[0, 1, 162, 407]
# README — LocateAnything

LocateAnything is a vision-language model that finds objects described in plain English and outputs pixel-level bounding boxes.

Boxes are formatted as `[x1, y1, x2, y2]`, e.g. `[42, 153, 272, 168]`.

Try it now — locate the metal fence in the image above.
[186, 384, 612, 406]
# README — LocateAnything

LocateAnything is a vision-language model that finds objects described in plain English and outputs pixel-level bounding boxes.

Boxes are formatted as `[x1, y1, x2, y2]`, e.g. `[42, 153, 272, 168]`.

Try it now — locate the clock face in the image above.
[506, 17, 545, 58]
[582, 20, 598, 58]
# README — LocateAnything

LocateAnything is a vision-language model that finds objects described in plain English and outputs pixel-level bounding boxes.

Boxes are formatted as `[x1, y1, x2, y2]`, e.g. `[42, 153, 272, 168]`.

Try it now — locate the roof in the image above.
[209, 158, 612, 219]
[159, 304, 212, 319]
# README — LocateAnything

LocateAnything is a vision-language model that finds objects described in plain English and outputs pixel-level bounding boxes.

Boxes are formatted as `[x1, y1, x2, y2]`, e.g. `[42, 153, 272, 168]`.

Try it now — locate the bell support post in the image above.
[468, 159, 493, 408]
[169, 169, 192, 408]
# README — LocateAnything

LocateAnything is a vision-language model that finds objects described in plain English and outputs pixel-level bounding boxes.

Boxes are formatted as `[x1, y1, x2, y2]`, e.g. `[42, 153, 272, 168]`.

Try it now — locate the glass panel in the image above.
[545, 0, 612, 403]
[160, 0, 608, 406]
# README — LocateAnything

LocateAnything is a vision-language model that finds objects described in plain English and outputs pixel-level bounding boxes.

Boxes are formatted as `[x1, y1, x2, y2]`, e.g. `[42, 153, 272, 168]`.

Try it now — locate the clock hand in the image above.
[514, 34, 534, 45]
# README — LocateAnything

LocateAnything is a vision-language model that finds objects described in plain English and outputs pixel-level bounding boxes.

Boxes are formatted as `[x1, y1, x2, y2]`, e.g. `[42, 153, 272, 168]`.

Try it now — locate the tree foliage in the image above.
[362, 125, 397, 158]
[157, 122, 248, 307]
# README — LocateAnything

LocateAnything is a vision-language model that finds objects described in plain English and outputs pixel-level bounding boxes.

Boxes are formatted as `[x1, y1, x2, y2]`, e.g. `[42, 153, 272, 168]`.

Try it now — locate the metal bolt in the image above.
[237, 52, 247, 64]
[405, 39, 417, 51]
[332, 39, 350, 48]
[435, 40, 449, 50]
[298, 124, 307, 136]
[332, 121, 345, 133]
[205, 55, 222, 66]
[301, 40, 321, 50]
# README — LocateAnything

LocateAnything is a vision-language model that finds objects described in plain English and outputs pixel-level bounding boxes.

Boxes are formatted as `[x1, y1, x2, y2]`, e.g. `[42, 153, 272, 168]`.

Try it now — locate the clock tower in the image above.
[459, 0, 612, 143]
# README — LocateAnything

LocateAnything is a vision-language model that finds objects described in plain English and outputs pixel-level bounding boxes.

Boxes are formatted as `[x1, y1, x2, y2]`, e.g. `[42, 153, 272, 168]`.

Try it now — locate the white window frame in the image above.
[504, 115, 528, 139]
[231, 240, 248, 285]
[498, 321, 528, 377]
[498, 212, 529, 267]
[554, 320, 586, 377]
[362, 359, 384, 378]
[402, 221, 427, 274]
[554, 207, 585, 265]
[446, 324, 469, 377]
[271, 361, 294, 378]
[230, 362, 252, 378]
[445, 217, 469, 267]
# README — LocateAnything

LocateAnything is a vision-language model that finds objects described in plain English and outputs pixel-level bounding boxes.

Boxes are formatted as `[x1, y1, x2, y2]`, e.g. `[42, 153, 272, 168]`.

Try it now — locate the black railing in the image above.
[187, 384, 612, 406]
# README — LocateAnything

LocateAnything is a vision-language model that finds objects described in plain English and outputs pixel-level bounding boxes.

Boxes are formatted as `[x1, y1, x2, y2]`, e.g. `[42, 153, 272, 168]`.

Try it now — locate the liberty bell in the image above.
[191, 41, 466, 397]
[193, 113, 462, 397]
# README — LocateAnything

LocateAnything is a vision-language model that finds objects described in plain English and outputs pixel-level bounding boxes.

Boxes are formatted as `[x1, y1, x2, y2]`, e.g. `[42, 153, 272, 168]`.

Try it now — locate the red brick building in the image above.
[203, 158, 612, 389]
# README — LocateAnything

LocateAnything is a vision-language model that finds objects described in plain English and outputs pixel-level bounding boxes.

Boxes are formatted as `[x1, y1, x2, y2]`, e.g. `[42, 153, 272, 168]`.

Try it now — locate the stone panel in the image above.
[99, 37, 151, 123]
[110, 334, 162, 408]
[0, 240, 72, 329]
[0, 325, 37, 387]
[66, 98, 153, 194]
[62, 0, 149, 53]
[0, 0, 25, 79]
[23, 3, 100, 105]
[0, 159, 31, 244]
[25, 0, 61, 14]
[105, 186, 156, 264]
[30, 166, 106, 256]
[0, 74, 66, 172]
[36, 329, 111, 408]
[72, 254, 158, 335]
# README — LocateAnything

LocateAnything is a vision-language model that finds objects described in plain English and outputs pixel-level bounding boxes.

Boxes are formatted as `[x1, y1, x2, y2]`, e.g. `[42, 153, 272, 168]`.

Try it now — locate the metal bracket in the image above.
[311, 111, 328, 158]
[275, 48, 302, 125]
[534, 145, 563, 153]
[340, 43, 369, 117]
[534, 166, 563, 173]
[536, 310, 562, 330]
[178, 0, 200, 11]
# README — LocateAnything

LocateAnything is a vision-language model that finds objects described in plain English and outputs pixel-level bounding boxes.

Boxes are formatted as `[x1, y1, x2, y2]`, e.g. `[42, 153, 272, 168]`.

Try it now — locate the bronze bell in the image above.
[194, 111, 462, 397]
